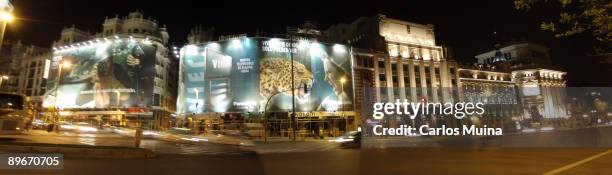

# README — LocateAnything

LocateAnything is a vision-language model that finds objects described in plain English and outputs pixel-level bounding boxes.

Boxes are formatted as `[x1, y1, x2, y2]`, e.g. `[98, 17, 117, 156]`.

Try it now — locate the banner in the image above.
[178, 37, 354, 115]
[43, 40, 156, 109]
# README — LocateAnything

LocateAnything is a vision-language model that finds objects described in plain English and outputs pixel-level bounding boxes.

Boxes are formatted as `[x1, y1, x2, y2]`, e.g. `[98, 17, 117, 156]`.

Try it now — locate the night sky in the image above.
[6, 0, 610, 86]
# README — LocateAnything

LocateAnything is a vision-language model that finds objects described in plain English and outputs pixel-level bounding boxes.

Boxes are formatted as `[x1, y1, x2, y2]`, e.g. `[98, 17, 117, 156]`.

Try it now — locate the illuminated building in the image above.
[325, 14, 460, 128]
[456, 66, 521, 130]
[43, 11, 177, 130]
[187, 25, 215, 44]
[0, 41, 47, 93]
[475, 42, 552, 70]
[16, 48, 51, 116]
[325, 15, 569, 131]
[512, 69, 568, 119]
[462, 42, 569, 129]
[177, 37, 355, 137]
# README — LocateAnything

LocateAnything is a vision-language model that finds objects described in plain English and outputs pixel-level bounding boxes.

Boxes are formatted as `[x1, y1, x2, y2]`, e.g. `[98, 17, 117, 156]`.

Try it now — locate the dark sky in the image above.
[6, 0, 609, 86]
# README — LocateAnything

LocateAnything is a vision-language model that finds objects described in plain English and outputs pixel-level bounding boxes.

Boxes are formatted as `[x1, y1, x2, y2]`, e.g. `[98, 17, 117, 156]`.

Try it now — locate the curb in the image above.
[0, 145, 156, 159]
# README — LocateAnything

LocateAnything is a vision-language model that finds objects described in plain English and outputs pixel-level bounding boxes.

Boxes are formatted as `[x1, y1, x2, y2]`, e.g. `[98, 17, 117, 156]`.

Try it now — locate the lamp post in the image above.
[289, 36, 297, 141]
[194, 88, 199, 114]
[52, 61, 70, 132]
[0, 0, 13, 51]
[340, 77, 346, 111]
[340, 77, 346, 93]
[115, 90, 121, 109]
[53, 61, 71, 107]
[193, 88, 199, 134]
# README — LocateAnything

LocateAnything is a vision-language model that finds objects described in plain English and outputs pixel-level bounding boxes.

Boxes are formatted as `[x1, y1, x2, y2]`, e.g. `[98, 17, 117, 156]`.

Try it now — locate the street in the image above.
[1, 148, 611, 175]
[1, 131, 253, 155]
[363, 124, 612, 148]
[2, 126, 612, 174]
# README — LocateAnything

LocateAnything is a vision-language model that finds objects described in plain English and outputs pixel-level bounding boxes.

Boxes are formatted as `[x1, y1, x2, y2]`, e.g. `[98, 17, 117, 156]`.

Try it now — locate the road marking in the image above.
[543, 149, 612, 175]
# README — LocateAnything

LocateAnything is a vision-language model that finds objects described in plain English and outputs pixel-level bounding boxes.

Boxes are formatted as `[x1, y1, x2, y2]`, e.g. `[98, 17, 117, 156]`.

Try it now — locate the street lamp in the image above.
[340, 77, 346, 93]
[52, 60, 71, 132]
[115, 90, 121, 108]
[54, 61, 72, 105]
[339, 77, 347, 112]
[0, 0, 13, 51]
[194, 88, 199, 113]
[0, 11, 12, 21]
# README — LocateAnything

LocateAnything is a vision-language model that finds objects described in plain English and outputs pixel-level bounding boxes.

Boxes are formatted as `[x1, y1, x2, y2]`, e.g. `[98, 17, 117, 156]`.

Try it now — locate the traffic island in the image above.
[0, 142, 155, 158]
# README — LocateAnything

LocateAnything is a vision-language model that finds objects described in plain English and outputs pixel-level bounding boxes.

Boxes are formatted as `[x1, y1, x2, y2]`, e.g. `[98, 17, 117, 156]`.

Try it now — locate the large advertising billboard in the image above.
[178, 37, 353, 115]
[43, 40, 156, 109]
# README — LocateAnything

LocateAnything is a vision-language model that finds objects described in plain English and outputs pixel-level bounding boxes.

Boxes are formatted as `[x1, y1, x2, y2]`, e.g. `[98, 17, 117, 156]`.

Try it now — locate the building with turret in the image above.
[44, 11, 177, 130]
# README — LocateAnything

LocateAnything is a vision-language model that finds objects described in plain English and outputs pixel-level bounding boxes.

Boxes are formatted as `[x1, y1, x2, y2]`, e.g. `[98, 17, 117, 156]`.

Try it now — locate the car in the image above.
[330, 131, 361, 148]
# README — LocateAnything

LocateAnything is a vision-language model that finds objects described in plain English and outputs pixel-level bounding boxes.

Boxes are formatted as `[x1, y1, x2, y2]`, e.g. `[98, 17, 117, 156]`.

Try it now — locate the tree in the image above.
[515, 0, 611, 54]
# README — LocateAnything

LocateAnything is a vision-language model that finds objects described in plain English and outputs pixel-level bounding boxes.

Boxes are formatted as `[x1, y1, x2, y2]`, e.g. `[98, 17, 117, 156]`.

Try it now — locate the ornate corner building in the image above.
[324, 14, 569, 130]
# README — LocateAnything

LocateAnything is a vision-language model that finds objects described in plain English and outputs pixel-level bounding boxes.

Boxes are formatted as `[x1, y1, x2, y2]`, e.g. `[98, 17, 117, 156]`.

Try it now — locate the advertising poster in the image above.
[178, 37, 353, 115]
[43, 40, 156, 109]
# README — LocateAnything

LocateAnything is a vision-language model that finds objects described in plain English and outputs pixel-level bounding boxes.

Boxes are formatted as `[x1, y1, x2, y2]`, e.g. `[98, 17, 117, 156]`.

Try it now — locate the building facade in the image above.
[459, 42, 569, 130]
[177, 37, 356, 138]
[325, 14, 460, 128]
[0, 41, 47, 93]
[44, 11, 177, 130]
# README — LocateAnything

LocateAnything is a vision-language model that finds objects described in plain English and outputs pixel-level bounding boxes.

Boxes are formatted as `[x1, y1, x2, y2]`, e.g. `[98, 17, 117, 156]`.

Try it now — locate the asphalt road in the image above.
[2, 126, 612, 174]
[1, 131, 253, 155]
[363, 125, 612, 148]
[1, 148, 611, 175]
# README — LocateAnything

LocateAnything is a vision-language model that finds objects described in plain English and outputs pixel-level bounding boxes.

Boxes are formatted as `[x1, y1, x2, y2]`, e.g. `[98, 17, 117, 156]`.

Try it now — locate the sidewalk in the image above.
[24, 129, 124, 138]
[0, 141, 154, 158]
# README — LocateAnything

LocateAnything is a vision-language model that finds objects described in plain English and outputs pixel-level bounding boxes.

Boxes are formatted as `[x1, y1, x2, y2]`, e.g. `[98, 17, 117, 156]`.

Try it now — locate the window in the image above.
[379, 74, 386, 81]
[403, 65, 409, 73]
[406, 26, 411, 34]
[378, 61, 385, 69]
[414, 66, 420, 73]
[424, 67, 430, 74]
[153, 94, 161, 106]
[434, 68, 440, 74]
